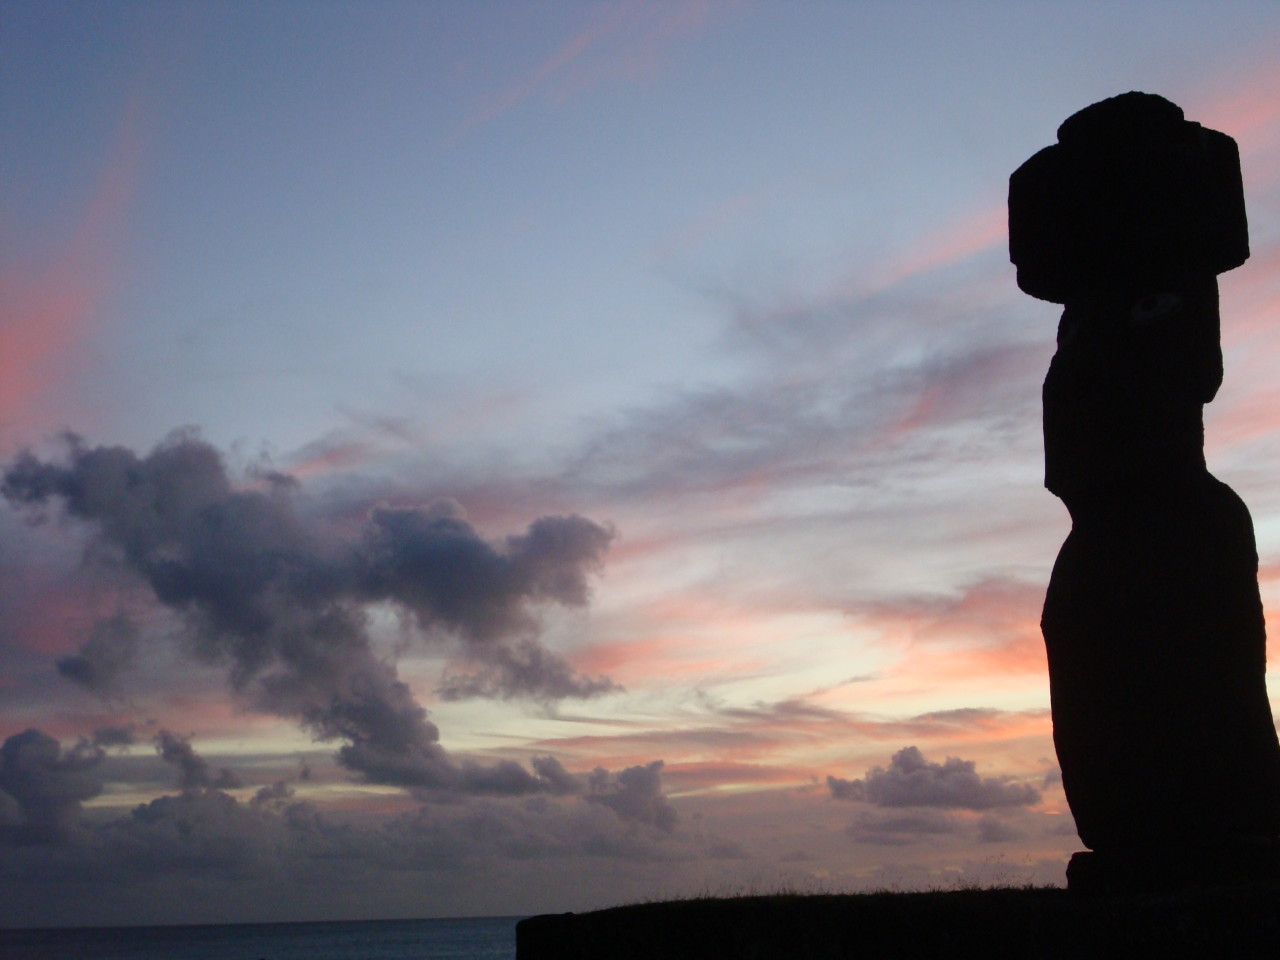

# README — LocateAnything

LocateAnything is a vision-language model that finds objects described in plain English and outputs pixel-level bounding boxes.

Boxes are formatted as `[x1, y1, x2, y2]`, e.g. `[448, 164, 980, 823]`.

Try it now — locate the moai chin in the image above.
[1009, 92, 1280, 894]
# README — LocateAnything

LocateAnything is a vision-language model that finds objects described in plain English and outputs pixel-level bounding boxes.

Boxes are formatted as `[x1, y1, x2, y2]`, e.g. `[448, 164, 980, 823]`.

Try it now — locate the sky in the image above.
[4, 0, 1280, 929]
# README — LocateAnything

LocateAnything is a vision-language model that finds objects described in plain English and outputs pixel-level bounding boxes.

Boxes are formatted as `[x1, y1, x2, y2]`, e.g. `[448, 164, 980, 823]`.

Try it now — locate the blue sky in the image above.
[4, 0, 1280, 927]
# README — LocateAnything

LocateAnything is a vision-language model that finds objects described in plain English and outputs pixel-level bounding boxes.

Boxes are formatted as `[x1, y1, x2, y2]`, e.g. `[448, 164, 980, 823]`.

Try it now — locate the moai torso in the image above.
[1041, 276, 1219, 512]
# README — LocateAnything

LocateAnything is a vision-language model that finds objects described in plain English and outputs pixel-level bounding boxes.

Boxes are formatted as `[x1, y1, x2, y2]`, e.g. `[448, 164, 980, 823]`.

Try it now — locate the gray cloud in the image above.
[529, 754, 582, 796]
[90, 724, 137, 748]
[586, 760, 678, 832]
[1044, 818, 1081, 838]
[827, 746, 1041, 810]
[826, 775, 862, 802]
[155, 730, 242, 792]
[0, 726, 687, 929]
[0, 729, 104, 845]
[976, 814, 1024, 843]
[845, 810, 961, 846]
[3, 432, 617, 789]
[55, 613, 139, 694]
[250, 780, 295, 808]
[438, 638, 621, 703]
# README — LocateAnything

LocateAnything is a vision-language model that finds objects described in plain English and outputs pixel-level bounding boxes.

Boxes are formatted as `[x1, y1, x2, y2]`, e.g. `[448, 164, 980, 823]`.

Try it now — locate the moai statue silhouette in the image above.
[1009, 92, 1280, 893]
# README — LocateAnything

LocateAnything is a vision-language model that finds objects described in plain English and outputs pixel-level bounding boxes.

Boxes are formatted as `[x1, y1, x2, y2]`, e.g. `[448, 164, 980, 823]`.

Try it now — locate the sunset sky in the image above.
[5, 0, 1280, 928]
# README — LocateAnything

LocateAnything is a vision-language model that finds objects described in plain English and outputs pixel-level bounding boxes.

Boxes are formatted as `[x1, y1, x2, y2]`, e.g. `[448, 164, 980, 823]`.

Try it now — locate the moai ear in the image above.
[1008, 92, 1249, 305]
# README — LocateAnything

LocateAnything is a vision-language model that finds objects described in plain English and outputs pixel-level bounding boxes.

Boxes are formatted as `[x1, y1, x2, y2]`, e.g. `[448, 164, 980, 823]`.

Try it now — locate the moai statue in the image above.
[1009, 92, 1280, 893]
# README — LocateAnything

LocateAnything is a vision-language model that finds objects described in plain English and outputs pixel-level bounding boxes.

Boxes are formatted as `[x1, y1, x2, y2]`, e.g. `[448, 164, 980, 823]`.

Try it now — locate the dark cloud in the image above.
[359, 502, 614, 641]
[117, 787, 279, 877]
[438, 637, 621, 703]
[845, 810, 961, 846]
[976, 814, 1025, 843]
[155, 730, 242, 792]
[250, 780, 295, 808]
[3, 431, 617, 789]
[827, 746, 1041, 810]
[529, 755, 582, 796]
[826, 775, 863, 802]
[0, 727, 689, 928]
[0, 729, 104, 845]
[56, 613, 139, 694]
[586, 760, 678, 832]
[1044, 818, 1081, 838]
[701, 836, 750, 859]
[90, 724, 137, 748]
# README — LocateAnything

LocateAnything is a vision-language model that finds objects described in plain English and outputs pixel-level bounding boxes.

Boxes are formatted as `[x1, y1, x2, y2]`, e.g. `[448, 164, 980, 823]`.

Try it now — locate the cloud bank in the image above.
[828, 746, 1041, 810]
[2, 431, 618, 789]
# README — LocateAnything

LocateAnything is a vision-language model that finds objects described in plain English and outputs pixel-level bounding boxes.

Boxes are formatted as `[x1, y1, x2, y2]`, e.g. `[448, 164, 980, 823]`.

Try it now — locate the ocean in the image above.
[0, 915, 521, 960]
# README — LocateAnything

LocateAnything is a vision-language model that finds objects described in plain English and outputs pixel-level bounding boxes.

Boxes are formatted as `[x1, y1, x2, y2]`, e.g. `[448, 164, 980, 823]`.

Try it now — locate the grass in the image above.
[616, 854, 1055, 910]
[519, 877, 1280, 959]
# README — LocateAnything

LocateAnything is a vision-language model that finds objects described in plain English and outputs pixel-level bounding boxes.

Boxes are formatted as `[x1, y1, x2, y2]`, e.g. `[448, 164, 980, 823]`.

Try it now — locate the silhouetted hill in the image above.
[517, 885, 1280, 959]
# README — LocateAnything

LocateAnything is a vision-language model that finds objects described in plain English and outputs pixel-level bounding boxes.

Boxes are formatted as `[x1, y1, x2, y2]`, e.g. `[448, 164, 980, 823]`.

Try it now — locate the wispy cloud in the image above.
[0, 95, 143, 448]
[445, 0, 729, 146]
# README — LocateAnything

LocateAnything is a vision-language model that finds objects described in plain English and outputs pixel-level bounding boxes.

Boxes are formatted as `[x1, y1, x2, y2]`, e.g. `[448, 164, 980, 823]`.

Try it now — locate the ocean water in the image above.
[0, 915, 521, 960]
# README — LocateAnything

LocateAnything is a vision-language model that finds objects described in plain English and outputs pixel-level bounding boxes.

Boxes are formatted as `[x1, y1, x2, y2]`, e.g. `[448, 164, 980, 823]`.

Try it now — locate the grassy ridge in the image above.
[517, 885, 1280, 959]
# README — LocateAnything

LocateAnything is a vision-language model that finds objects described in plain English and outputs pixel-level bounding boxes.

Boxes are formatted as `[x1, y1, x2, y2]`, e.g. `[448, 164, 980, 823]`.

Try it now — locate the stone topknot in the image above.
[1056, 91, 1184, 146]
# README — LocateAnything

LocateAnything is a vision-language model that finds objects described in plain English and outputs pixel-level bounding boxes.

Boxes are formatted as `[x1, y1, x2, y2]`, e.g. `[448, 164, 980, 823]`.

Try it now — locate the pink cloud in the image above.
[445, 0, 733, 146]
[572, 615, 773, 688]
[521, 694, 1052, 796]
[662, 759, 811, 793]
[854, 579, 1046, 672]
[460, 3, 631, 136]
[1196, 56, 1280, 177]
[651, 188, 769, 263]
[0, 562, 121, 661]
[871, 204, 1008, 293]
[0, 95, 142, 448]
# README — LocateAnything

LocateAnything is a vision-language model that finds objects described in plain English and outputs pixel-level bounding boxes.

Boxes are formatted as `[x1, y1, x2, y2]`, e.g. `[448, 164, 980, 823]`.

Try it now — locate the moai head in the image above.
[1008, 92, 1249, 304]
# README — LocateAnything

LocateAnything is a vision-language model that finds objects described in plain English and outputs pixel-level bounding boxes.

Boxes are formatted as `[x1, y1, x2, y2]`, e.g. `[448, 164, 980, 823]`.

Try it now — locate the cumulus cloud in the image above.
[0, 727, 688, 928]
[250, 780, 295, 808]
[0, 729, 104, 845]
[976, 814, 1025, 843]
[827, 746, 1041, 810]
[90, 724, 137, 748]
[55, 613, 139, 694]
[154, 730, 242, 792]
[586, 760, 678, 832]
[2, 431, 617, 789]
[529, 754, 582, 796]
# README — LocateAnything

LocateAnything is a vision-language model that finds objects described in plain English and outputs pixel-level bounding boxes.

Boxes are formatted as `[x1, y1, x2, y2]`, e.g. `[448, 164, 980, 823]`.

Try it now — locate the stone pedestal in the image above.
[1067, 845, 1280, 897]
